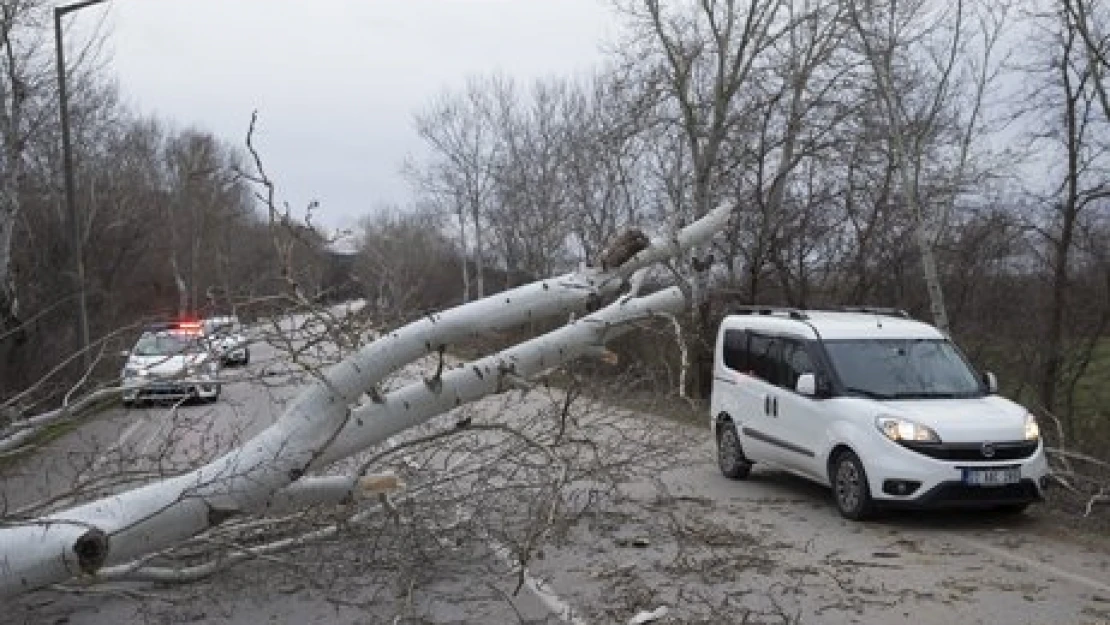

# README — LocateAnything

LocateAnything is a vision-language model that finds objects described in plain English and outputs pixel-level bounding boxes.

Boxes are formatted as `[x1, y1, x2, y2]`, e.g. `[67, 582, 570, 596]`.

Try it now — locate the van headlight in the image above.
[876, 416, 941, 443]
[1024, 413, 1040, 441]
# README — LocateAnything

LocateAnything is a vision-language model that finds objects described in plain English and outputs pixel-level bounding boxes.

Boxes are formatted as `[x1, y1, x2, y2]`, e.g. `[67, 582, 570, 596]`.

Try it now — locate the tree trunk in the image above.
[0, 144, 25, 394]
[0, 203, 733, 598]
[456, 198, 471, 302]
[1041, 210, 1075, 419]
[0, 190, 17, 329]
[471, 194, 485, 299]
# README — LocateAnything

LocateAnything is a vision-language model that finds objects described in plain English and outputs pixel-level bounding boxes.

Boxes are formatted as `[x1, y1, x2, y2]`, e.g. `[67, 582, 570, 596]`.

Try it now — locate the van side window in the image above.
[722, 330, 748, 371]
[781, 339, 814, 390]
[748, 334, 781, 384]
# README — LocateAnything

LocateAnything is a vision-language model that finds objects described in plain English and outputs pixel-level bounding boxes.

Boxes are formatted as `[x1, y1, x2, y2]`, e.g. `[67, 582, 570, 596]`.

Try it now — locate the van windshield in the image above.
[823, 338, 983, 399]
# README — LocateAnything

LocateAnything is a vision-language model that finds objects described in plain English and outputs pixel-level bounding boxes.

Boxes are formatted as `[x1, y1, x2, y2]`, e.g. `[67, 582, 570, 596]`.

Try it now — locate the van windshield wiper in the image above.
[842, 387, 893, 400]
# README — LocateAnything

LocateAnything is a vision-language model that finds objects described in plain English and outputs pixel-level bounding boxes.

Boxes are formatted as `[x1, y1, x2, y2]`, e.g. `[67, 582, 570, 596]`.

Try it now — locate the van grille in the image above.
[900, 440, 1038, 462]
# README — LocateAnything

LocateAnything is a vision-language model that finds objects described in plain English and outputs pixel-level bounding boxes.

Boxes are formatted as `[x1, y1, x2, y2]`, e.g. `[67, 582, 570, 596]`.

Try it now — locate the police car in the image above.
[120, 321, 222, 406]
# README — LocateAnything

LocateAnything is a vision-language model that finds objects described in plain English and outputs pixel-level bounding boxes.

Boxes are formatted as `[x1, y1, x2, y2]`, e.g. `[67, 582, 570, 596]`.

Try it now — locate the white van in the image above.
[709, 307, 1048, 520]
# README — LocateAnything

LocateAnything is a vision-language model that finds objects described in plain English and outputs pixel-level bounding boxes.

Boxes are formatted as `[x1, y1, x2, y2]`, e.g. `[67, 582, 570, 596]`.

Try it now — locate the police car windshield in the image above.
[824, 338, 982, 399]
[133, 332, 203, 357]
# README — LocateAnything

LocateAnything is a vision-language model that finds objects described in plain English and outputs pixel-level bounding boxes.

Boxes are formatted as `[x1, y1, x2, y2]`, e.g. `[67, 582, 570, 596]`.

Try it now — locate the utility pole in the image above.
[55, 0, 109, 367]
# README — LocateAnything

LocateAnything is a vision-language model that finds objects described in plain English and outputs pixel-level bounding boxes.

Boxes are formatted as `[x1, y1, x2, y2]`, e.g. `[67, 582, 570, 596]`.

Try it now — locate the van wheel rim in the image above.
[719, 429, 740, 470]
[836, 460, 860, 511]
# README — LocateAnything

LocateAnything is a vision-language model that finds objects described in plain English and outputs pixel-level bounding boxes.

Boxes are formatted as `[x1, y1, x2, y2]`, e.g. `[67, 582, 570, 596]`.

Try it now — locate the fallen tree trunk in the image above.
[0, 204, 729, 597]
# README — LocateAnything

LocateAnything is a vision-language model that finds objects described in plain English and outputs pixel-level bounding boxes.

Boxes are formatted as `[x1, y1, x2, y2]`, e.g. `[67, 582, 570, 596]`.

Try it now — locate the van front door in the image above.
[764, 338, 825, 478]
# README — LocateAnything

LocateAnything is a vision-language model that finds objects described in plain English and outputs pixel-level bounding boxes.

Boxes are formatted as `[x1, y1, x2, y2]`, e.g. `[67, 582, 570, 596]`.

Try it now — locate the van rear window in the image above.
[723, 331, 781, 383]
[722, 330, 747, 371]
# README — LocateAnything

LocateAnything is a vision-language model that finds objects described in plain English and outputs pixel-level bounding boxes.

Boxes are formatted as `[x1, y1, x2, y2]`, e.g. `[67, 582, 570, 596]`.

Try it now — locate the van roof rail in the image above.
[732, 306, 809, 321]
[837, 306, 911, 319]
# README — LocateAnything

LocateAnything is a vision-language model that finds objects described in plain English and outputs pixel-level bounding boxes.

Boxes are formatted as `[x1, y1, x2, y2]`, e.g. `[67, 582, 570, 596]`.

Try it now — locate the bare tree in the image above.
[559, 72, 653, 264]
[1017, 1, 1110, 421]
[846, 0, 1014, 334]
[616, 0, 788, 397]
[355, 207, 463, 320]
[623, 0, 785, 224]
[1063, 0, 1110, 124]
[485, 77, 575, 282]
[733, 0, 851, 304]
[411, 77, 507, 302]
[0, 0, 51, 374]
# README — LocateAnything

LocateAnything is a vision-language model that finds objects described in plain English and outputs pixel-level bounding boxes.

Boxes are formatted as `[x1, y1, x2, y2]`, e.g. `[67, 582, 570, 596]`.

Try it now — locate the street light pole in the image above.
[54, 0, 108, 366]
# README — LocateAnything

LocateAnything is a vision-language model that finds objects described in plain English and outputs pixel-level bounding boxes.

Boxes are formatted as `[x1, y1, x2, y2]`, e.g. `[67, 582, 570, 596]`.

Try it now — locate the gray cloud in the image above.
[101, 0, 617, 229]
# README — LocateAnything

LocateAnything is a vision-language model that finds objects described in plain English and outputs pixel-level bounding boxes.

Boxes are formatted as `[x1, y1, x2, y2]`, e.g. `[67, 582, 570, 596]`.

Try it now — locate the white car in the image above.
[121, 324, 222, 406]
[710, 307, 1047, 520]
[202, 315, 250, 366]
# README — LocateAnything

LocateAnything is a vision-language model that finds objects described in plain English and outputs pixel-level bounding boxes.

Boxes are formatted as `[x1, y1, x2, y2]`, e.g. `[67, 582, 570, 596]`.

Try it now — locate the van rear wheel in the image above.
[716, 422, 753, 480]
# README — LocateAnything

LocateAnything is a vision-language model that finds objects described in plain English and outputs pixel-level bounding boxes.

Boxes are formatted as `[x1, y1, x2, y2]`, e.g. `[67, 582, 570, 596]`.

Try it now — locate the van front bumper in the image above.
[880, 478, 1043, 509]
[862, 439, 1048, 508]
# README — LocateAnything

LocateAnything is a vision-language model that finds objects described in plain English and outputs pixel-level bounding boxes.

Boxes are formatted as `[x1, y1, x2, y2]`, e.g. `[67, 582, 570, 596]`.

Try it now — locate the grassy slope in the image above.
[1069, 339, 1110, 444]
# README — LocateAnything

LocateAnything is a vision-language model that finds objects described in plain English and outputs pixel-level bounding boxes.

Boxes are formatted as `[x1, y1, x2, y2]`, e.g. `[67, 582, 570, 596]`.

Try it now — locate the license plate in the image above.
[962, 466, 1020, 487]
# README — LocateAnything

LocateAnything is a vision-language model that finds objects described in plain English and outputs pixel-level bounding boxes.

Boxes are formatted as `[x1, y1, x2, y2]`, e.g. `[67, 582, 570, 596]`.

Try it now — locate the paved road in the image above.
[1, 338, 295, 517]
[3, 308, 1109, 624]
[0, 305, 362, 516]
[530, 447, 1110, 624]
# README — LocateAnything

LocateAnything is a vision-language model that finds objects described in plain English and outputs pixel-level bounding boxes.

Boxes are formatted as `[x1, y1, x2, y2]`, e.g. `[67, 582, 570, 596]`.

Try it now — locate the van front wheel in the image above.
[717, 422, 753, 480]
[832, 450, 874, 520]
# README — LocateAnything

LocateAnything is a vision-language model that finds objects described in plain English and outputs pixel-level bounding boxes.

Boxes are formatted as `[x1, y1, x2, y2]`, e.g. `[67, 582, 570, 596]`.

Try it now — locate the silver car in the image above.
[203, 316, 250, 366]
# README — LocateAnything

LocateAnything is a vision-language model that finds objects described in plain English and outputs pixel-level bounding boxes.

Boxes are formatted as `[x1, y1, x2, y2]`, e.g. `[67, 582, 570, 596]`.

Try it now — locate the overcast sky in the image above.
[93, 0, 618, 231]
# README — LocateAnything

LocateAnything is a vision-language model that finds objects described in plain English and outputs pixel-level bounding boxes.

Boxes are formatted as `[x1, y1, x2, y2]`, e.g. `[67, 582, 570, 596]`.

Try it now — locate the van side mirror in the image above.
[796, 373, 817, 397]
[983, 371, 998, 394]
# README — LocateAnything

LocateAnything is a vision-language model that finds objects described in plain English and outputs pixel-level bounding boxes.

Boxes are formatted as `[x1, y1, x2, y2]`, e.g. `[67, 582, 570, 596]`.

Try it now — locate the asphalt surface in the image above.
[530, 452, 1110, 624]
[2, 310, 1109, 624]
